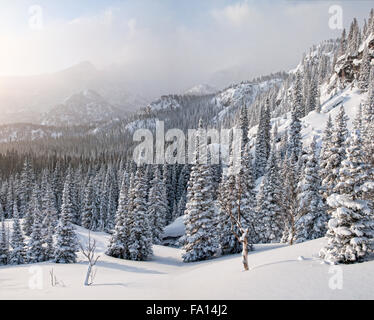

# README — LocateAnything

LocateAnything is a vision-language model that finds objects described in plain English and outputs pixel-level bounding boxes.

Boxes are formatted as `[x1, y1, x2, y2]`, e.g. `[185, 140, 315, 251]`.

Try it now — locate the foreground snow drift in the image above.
[0, 226, 373, 300]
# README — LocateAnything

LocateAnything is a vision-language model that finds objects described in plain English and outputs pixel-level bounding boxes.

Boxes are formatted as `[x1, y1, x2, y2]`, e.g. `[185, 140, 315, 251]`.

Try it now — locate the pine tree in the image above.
[347, 18, 360, 56]
[321, 106, 349, 202]
[176, 192, 187, 219]
[293, 72, 305, 119]
[320, 129, 374, 264]
[281, 158, 299, 245]
[370, 9, 374, 34]
[256, 144, 284, 243]
[239, 104, 249, 147]
[27, 192, 46, 263]
[176, 164, 190, 209]
[217, 172, 237, 253]
[237, 144, 257, 242]
[170, 165, 178, 213]
[316, 86, 322, 113]
[295, 138, 328, 243]
[51, 161, 64, 216]
[218, 142, 256, 252]
[163, 164, 174, 224]
[363, 68, 374, 168]
[44, 220, 55, 261]
[363, 19, 368, 38]
[19, 158, 33, 217]
[320, 115, 334, 199]
[106, 187, 117, 232]
[100, 166, 117, 232]
[98, 172, 109, 231]
[147, 166, 168, 244]
[254, 99, 271, 178]
[278, 131, 288, 161]
[41, 179, 58, 230]
[128, 166, 153, 261]
[82, 177, 96, 230]
[280, 109, 303, 245]
[287, 105, 302, 164]
[91, 167, 103, 230]
[183, 119, 219, 262]
[305, 74, 318, 114]
[359, 45, 371, 91]
[303, 65, 311, 114]
[0, 208, 9, 265]
[54, 182, 79, 264]
[22, 183, 36, 237]
[60, 173, 76, 224]
[6, 179, 14, 219]
[9, 205, 26, 265]
[106, 172, 130, 259]
[71, 167, 82, 225]
[338, 29, 347, 56]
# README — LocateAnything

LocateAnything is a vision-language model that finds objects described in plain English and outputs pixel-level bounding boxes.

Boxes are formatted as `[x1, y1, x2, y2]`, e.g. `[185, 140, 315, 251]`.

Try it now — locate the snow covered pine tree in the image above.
[54, 180, 79, 264]
[183, 119, 219, 262]
[320, 129, 374, 264]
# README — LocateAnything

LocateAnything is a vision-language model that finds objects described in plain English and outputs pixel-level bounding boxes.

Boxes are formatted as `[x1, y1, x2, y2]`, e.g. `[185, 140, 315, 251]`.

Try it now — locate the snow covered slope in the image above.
[212, 78, 284, 123]
[249, 83, 367, 150]
[0, 225, 372, 300]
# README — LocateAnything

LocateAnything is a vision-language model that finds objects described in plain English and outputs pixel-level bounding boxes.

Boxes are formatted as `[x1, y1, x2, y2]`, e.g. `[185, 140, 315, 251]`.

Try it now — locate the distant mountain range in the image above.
[0, 61, 151, 125]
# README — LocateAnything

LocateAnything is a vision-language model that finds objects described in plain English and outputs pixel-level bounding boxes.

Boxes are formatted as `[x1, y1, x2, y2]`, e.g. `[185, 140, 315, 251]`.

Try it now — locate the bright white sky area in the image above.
[0, 0, 373, 91]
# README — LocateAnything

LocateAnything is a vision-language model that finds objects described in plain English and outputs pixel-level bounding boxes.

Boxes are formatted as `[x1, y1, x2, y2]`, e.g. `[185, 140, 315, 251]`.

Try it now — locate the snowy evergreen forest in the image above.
[1, 9, 374, 272]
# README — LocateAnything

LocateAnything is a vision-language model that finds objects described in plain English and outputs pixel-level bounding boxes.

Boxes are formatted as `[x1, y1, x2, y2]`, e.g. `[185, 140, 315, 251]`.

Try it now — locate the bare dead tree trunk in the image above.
[241, 228, 249, 271]
[49, 269, 65, 287]
[288, 196, 298, 246]
[79, 231, 100, 286]
[227, 179, 250, 271]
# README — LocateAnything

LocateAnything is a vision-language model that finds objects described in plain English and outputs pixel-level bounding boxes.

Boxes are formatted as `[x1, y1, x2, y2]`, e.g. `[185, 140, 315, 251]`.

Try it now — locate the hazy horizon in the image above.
[0, 0, 373, 94]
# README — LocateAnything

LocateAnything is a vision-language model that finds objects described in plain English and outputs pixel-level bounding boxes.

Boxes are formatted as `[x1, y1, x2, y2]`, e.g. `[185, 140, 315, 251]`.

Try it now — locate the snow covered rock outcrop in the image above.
[184, 84, 217, 96]
[212, 77, 285, 123]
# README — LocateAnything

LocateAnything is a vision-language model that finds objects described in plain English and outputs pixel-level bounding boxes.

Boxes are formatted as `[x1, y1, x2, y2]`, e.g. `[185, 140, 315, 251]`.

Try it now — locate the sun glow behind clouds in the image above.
[0, 0, 372, 94]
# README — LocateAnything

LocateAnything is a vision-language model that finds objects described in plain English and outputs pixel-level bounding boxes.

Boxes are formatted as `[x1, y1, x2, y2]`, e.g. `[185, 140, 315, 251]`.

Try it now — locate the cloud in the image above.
[68, 7, 116, 26]
[128, 18, 137, 35]
[211, 1, 255, 27]
[0, 1, 373, 97]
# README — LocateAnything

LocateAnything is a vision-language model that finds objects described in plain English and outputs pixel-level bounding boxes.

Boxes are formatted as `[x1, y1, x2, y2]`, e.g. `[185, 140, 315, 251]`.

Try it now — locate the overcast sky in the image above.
[0, 0, 373, 92]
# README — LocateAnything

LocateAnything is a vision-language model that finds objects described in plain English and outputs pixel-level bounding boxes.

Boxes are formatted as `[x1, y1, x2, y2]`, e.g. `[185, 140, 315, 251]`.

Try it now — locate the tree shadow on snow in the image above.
[96, 260, 165, 275]
[250, 259, 299, 270]
[151, 255, 184, 267]
[90, 282, 128, 287]
[252, 243, 288, 253]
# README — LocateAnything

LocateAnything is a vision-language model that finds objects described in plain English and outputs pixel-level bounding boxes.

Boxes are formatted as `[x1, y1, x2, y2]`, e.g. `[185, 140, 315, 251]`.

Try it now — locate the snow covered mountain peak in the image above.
[42, 89, 122, 126]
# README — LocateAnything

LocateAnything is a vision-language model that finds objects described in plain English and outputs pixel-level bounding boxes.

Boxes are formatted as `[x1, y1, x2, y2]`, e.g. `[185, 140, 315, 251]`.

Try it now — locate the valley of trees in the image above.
[1, 10, 374, 267]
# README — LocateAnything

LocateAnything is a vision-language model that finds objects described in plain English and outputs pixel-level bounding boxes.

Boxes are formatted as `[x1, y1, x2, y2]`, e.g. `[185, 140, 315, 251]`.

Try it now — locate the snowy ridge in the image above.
[145, 95, 182, 113]
[184, 84, 217, 96]
[249, 84, 367, 151]
[212, 78, 284, 123]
